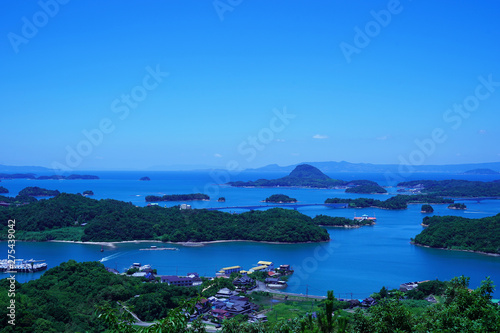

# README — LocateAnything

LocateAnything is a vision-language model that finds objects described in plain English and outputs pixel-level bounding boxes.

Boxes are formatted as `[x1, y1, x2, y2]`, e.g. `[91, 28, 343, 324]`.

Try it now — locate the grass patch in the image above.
[265, 301, 323, 323]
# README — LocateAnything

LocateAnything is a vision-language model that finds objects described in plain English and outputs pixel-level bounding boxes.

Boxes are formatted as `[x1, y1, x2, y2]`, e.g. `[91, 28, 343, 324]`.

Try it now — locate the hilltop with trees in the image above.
[397, 179, 500, 197]
[325, 194, 453, 210]
[228, 164, 386, 193]
[264, 194, 297, 203]
[0, 193, 329, 243]
[413, 214, 500, 254]
[145, 193, 209, 202]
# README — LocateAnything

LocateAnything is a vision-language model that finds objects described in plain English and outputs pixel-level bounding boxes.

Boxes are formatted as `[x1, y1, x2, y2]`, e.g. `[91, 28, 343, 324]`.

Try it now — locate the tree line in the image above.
[325, 194, 453, 210]
[0, 193, 330, 243]
[412, 213, 500, 254]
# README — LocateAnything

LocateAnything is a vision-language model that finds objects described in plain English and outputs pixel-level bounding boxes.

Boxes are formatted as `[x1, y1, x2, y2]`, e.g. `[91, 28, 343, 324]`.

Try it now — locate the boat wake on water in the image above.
[99, 251, 130, 262]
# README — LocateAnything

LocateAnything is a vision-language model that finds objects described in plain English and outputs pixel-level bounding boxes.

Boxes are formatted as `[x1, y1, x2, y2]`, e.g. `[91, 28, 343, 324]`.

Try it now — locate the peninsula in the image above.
[228, 164, 386, 193]
[325, 194, 453, 210]
[463, 168, 499, 175]
[412, 214, 500, 255]
[0, 193, 330, 243]
[397, 179, 500, 197]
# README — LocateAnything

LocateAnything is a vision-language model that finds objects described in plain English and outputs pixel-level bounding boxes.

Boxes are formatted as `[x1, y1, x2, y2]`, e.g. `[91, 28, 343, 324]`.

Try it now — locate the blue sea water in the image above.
[1, 170, 500, 298]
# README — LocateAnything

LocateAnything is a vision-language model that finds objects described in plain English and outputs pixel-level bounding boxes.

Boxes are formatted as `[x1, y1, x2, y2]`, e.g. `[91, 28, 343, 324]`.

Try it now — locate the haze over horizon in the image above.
[2, 1, 500, 171]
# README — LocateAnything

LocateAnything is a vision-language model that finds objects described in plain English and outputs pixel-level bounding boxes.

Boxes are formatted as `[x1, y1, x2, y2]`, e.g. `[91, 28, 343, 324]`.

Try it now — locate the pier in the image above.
[1, 259, 47, 273]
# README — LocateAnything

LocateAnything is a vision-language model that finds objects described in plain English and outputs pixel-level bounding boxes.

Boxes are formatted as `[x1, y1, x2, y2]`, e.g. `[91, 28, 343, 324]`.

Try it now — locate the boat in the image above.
[354, 214, 377, 222]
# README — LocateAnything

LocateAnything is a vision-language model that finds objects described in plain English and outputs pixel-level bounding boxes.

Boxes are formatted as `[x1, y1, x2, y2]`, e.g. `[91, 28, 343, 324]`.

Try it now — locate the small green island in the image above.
[412, 214, 500, 254]
[448, 203, 467, 210]
[0, 193, 329, 243]
[312, 214, 374, 228]
[139, 176, 151, 181]
[345, 182, 387, 194]
[228, 164, 386, 193]
[325, 194, 453, 210]
[421, 204, 434, 213]
[82, 190, 94, 196]
[0, 186, 8, 194]
[145, 193, 210, 202]
[264, 194, 297, 203]
[397, 179, 500, 197]
[18, 186, 60, 197]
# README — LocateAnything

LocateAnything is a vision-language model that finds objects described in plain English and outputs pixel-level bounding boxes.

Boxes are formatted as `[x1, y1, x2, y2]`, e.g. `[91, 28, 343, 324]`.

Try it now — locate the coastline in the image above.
[411, 241, 500, 257]
[49, 238, 331, 248]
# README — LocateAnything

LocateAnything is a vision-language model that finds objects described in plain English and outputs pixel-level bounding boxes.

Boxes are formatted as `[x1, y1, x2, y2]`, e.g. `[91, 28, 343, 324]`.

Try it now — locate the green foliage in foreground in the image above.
[95, 275, 500, 332]
[325, 194, 453, 210]
[0, 260, 198, 333]
[1, 261, 498, 333]
[0, 193, 329, 243]
[413, 213, 500, 254]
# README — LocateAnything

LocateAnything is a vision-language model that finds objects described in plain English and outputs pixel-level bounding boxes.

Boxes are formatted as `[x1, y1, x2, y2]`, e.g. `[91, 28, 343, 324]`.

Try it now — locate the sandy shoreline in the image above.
[49, 238, 330, 248]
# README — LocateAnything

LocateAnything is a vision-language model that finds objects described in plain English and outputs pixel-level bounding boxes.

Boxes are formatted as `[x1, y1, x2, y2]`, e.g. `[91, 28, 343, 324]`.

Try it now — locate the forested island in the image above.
[325, 194, 453, 210]
[0, 193, 329, 243]
[145, 193, 210, 202]
[397, 179, 500, 197]
[228, 164, 385, 192]
[413, 214, 500, 254]
[139, 176, 151, 181]
[448, 203, 467, 210]
[83, 190, 94, 196]
[18, 186, 60, 197]
[264, 194, 297, 203]
[312, 214, 374, 227]
[0, 186, 8, 194]
[420, 204, 434, 213]
[345, 183, 387, 194]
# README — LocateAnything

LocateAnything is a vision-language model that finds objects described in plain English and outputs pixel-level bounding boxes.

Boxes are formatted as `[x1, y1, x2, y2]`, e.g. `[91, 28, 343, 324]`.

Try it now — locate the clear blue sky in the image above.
[1, 0, 500, 171]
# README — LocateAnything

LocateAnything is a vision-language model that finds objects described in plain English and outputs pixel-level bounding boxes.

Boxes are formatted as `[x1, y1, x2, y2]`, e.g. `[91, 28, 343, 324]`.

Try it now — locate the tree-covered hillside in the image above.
[413, 214, 500, 254]
[0, 194, 329, 243]
[0, 260, 197, 332]
[325, 195, 453, 210]
[397, 179, 500, 197]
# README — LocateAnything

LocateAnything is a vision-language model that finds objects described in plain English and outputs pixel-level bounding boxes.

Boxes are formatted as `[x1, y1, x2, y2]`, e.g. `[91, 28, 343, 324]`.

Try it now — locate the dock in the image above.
[1, 259, 47, 273]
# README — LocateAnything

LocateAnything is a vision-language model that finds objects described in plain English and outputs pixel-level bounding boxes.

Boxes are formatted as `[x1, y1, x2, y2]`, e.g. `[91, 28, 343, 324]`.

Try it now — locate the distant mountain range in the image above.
[245, 161, 500, 174]
[0, 165, 52, 173]
[1, 161, 500, 174]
